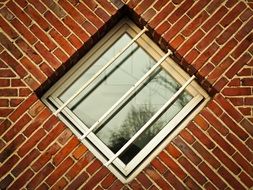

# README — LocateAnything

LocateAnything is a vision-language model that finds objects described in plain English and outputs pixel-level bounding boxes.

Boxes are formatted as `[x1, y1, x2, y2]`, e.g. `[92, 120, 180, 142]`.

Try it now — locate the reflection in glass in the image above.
[58, 34, 156, 127]
[96, 69, 192, 164]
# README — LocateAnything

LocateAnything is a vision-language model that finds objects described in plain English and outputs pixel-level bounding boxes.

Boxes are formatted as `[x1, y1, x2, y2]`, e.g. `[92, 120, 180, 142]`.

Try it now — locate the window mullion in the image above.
[79, 50, 172, 141]
[104, 75, 196, 167]
[53, 27, 148, 116]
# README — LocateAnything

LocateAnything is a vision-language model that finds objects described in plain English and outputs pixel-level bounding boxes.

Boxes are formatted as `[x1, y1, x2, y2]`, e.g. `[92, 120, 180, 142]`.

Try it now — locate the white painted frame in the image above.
[42, 18, 210, 183]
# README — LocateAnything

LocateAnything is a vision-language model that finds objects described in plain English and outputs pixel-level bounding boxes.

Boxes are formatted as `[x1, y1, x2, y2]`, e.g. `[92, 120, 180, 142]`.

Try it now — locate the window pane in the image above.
[95, 69, 192, 164]
[58, 33, 156, 127]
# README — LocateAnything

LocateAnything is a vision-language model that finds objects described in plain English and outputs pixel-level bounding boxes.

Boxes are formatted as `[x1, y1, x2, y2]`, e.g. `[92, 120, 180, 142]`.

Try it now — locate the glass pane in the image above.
[58, 33, 156, 127]
[95, 69, 193, 164]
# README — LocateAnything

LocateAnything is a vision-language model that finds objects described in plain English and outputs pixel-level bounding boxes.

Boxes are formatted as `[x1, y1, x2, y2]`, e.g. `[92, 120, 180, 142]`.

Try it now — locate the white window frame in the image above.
[42, 18, 209, 183]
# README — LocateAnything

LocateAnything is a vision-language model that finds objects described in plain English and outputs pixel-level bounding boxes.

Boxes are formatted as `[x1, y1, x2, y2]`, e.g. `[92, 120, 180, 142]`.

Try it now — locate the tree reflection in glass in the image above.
[96, 68, 192, 164]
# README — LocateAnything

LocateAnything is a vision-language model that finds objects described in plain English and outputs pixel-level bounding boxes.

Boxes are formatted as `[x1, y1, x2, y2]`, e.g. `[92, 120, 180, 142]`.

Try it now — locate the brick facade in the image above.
[0, 0, 252, 189]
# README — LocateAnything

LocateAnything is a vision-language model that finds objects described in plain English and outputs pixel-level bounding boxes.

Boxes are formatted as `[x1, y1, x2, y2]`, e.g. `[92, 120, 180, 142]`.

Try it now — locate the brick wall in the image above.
[0, 0, 252, 189]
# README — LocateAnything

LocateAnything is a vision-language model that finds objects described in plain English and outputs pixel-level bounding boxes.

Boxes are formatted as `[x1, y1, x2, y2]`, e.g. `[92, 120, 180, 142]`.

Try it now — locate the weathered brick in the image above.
[218, 166, 246, 190]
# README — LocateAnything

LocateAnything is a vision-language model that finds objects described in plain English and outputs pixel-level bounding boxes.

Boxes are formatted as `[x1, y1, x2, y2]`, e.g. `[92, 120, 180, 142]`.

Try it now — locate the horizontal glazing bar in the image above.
[79, 50, 172, 141]
[53, 27, 148, 116]
[104, 75, 196, 167]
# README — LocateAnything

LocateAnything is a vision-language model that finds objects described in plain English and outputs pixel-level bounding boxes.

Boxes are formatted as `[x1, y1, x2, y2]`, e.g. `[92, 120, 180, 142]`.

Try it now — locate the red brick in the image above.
[227, 133, 252, 161]
[35, 42, 61, 69]
[218, 166, 246, 190]
[3, 113, 31, 142]
[57, 128, 73, 145]
[178, 157, 207, 185]
[53, 136, 79, 166]
[164, 170, 185, 190]
[32, 143, 60, 172]
[63, 16, 89, 42]
[101, 173, 117, 189]
[0, 33, 22, 59]
[53, 48, 69, 63]
[164, 15, 190, 41]
[235, 17, 253, 41]
[211, 38, 238, 65]
[221, 2, 246, 27]
[216, 19, 242, 44]
[202, 6, 228, 32]
[82, 20, 97, 36]
[27, 163, 55, 189]
[66, 170, 89, 190]
[178, 29, 205, 55]
[0, 119, 11, 136]
[87, 159, 102, 175]
[0, 51, 28, 78]
[38, 122, 65, 151]
[142, 8, 156, 22]
[187, 0, 210, 18]
[192, 141, 220, 169]
[223, 87, 251, 96]
[20, 57, 46, 82]
[0, 134, 25, 162]
[44, 11, 70, 37]
[233, 152, 253, 178]
[154, 0, 168, 11]
[136, 172, 152, 189]
[240, 119, 253, 136]
[82, 167, 109, 189]
[0, 69, 15, 77]
[47, 1, 66, 18]
[145, 167, 173, 190]
[66, 151, 94, 180]
[46, 157, 74, 186]
[199, 162, 227, 189]
[51, 178, 68, 190]
[149, 3, 175, 28]
[206, 0, 223, 14]
[77, 2, 104, 29]
[43, 115, 59, 131]
[49, 29, 75, 56]
[215, 94, 244, 122]
[0, 175, 14, 190]
[129, 179, 143, 190]
[136, 0, 155, 16]
[59, 0, 86, 24]
[72, 144, 87, 160]
[12, 149, 39, 177]
[232, 33, 253, 59]
[11, 18, 37, 44]
[170, 35, 185, 50]
[18, 128, 46, 157]
[0, 155, 19, 178]
[23, 108, 52, 137]
[173, 136, 201, 165]
[197, 25, 222, 51]
[208, 127, 235, 155]
[25, 5, 50, 31]
[151, 158, 167, 174]
[30, 24, 56, 51]
[165, 143, 181, 159]
[213, 147, 241, 174]
[188, 122, 215, 149]
[6, 1, 32, 26]
[168, 0, 194, 24]
[96, 0, 116, 15]
[158, 151, 186, 180]
[192, 43, 219, 70]
[221, 113, 249, 140]
[206, 101, 223, 117]
[182, 11, 208, 37]
[239, 172, 253, 188]
[0, 15, 18, 38]
[184, 176, 201, 190]
[179, 129, 195, 144]
[240, 8, 253, 21]
[9, 169, 34, 190]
